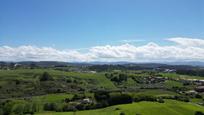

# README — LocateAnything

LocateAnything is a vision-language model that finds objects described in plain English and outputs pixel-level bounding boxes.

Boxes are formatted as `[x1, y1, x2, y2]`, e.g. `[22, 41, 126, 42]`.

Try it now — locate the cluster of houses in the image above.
[185, 79, 204, 93]
[155, 68, 176, 73]
[195, 86, 204, 92]
[144, 76, 167, 84]
[184, 79, 204, 96]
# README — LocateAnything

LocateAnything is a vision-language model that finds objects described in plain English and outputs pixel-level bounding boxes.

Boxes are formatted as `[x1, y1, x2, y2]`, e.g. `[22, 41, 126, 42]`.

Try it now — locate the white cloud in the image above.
[89, 41, 204, 62]
[120, 39, 145, 43]
[0, 46, 92, 62]
[167, 37, 204, 47]
[0, 37, 204, 62]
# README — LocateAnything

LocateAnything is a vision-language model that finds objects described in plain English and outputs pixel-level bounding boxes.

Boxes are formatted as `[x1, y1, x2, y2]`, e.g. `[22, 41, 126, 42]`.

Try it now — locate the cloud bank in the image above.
[0, 37, 204, 62]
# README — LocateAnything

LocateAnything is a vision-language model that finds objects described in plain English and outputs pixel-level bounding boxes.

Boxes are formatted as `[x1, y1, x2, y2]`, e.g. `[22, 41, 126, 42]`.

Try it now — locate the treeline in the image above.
[0, 100, 39, 115]
[88, 65, 155, 72]
[176, 69, 204, 77]
[0, 90, 197, 115]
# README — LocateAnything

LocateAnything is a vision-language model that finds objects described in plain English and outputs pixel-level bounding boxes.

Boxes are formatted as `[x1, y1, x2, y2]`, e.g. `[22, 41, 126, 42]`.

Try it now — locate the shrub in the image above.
[72, 94, 85, 101]
[120, 112, 125, 115]
[95, 100, 109, 108]
[64, 98, 70, 103]
[23, 103, 33, 114]
[63, 104, 77, 112]
[15, 80, 20, 85]
[12, 104, 24, 115]
[195, 111, 204, 115]
[134, 95, 157, 102]
[43, 103, 57, 111]
[174, 96, 189, 102]
[195, 94, 202, 99]
[157, 98, 165, 103]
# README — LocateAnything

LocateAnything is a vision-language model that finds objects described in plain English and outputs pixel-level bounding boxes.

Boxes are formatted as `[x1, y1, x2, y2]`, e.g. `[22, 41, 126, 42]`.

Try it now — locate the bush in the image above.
[174, 96, 189, 102]
[12, 104, 24, 115]
[195, 111, 204, 115]
[120, 112, 126, 115]
[72, 94, 85, 101]
[23, 103, 33, 114]
[44, 103, 57, 111]
[95, 100, 109, 108]
[195, 94, 202, 99]
[64, 98, 70, 103]
[3, 101, 14, 115]
[134, 95, 157, 102]
[63, 104, 77, 112]
[157, 98, 165, 103]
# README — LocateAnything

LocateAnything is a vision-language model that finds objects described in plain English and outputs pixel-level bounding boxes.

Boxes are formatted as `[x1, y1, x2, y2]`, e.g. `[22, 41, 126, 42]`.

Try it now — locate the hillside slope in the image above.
[36, 100, 204, 115]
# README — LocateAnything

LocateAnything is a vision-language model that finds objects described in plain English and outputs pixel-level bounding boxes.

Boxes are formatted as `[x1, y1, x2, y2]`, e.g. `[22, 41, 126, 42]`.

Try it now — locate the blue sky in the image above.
[0, 0, 203, 49]
[0, 0, 204, 62]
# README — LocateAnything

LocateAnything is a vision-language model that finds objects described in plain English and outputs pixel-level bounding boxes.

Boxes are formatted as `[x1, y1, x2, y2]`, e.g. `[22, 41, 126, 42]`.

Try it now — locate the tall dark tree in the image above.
[39, 72, 53, 81]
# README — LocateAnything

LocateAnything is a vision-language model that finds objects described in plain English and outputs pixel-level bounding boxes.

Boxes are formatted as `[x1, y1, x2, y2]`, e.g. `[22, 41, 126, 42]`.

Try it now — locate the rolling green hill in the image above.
[36, 100, 204, 115]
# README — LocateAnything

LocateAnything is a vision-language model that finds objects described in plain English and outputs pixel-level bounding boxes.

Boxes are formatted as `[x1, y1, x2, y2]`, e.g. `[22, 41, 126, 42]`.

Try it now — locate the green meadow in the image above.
[36, 100, 204, 115]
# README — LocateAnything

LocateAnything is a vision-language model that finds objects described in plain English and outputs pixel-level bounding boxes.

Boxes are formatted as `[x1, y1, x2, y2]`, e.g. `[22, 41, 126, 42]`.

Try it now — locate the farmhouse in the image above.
[195, 86, 204, 92]
[185, 90, 198, 96]
[81, 98, 92, 104]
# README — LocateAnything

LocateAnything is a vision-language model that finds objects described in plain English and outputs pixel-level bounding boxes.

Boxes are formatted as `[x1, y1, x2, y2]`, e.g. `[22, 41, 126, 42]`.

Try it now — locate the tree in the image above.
[32, 102, 39, 113]
[12, 104, 24, 115]
[108, 93, 133, 105]
[39, 72, 53, 81]
[23, 103, 33, 114]
[94, 91, 110, 101]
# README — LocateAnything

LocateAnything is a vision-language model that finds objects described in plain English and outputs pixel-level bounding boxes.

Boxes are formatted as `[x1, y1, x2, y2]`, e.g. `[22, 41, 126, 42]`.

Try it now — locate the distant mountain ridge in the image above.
[1, 61, 204, 67]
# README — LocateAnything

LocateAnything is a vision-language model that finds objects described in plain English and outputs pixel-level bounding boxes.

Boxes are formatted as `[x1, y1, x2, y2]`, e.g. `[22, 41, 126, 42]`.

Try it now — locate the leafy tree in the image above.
[94, 91, 110, 101]
[23, 103, 33, 114]
[32, 102, 40, 112]
[3, 101, 13, 115]
[39, 72, 53, 81]
[108, 93, 132, 105]
[12, 104, 24, 115]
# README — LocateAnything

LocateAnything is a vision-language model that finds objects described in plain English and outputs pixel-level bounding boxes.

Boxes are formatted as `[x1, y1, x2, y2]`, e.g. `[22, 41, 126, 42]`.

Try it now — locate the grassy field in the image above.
[36, 100, 204, 115]
[32, 93, 74, 103]
[160, 73, 204, 80]
[131, 89, 178, 97]
[0, 69, 116, 89]
[1, 69, 204, 115]
[164, 80, 183, 88]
